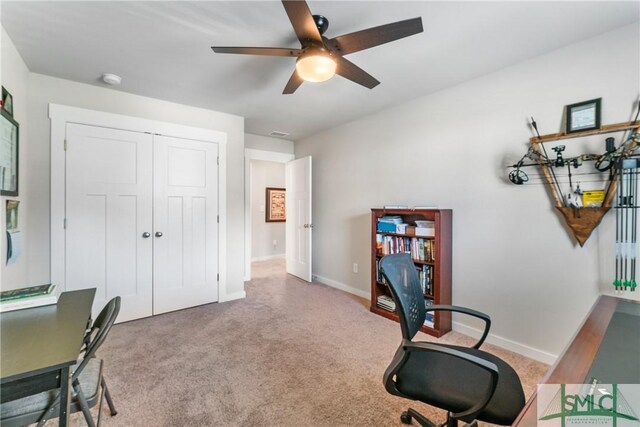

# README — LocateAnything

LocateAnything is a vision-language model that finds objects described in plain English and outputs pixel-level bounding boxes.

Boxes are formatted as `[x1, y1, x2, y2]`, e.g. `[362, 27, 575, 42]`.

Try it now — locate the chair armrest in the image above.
[425, 305, 491, 349]
[403, 341, 499, 422]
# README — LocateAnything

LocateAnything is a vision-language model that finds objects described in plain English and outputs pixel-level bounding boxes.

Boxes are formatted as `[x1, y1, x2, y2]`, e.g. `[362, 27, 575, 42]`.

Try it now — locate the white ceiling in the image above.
[2, 1, 638, 140]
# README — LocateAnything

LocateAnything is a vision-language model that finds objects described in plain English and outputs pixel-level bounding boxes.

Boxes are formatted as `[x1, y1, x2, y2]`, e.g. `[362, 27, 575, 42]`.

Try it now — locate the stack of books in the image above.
[376, 295, 396, 312]
[377, 215, 405, 233]
[0, 284, 59, 313]
[424, 299, 435, 328]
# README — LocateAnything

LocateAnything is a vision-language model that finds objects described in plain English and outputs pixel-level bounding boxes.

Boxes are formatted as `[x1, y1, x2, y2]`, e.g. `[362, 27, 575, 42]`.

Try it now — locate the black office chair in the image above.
[379, 254, 525, 427]
[0, 296, 121, 427]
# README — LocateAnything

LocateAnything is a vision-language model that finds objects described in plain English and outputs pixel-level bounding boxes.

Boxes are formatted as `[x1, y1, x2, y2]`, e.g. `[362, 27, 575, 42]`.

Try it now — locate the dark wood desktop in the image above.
[513, 295, 640, 426]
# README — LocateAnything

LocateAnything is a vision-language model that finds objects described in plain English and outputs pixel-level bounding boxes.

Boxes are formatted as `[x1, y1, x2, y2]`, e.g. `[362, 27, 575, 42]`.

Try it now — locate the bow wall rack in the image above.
[524, 121, 640, 246]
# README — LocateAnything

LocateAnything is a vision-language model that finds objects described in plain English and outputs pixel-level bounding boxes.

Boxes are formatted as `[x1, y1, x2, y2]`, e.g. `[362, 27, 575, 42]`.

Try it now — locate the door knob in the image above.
[142, 232, 151, 238]
[155, 232, 163, 238]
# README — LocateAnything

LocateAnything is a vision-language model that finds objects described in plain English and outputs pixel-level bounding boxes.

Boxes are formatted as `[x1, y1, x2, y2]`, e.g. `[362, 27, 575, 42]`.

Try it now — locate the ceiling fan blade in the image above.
[211, 47, 302, 57]
[335, 57, 380, 89]
[281, 0, 322, 45]
[283, 70, 304, 94]
[326, 17, 423, 55]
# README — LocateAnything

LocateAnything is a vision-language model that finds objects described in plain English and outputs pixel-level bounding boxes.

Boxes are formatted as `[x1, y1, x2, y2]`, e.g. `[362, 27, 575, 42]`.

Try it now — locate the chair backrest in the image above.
[380, 253, 425, 340]
[73, 296, 121, 381]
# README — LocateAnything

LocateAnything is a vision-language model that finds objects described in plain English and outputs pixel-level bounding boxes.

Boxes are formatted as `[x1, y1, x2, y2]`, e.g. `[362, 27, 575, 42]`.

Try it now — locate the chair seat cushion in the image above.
[395, 344, 525, 425]
[0, 358, 103, 422]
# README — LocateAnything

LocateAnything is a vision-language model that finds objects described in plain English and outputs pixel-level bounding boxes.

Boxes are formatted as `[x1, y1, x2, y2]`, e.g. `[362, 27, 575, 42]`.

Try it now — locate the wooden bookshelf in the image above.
[371, 208, 452, 337]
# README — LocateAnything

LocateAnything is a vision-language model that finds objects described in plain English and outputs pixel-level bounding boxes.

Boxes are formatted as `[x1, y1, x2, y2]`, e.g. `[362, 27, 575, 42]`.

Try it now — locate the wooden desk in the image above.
[513, 295, 640, 426]
[0, 289, 96, 426]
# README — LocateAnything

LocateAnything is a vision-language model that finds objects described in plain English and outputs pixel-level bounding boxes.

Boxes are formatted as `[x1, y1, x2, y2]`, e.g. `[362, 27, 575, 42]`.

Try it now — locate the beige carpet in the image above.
[59, 259, 548, 426]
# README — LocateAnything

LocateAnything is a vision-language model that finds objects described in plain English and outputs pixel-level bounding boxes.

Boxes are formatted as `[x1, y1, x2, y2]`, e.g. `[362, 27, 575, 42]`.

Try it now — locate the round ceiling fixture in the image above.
[295, 47, 336, 83]
[101, 73, 122, 85]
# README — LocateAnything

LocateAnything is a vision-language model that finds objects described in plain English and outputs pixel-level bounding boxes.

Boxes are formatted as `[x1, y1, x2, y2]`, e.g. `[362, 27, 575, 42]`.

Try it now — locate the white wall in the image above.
[245, 133, 294, 154]
[22, 72, 245, 297]
[251, 160, 286, 260]
[295, 24, 640, 362]
[0, 28, 30, 289]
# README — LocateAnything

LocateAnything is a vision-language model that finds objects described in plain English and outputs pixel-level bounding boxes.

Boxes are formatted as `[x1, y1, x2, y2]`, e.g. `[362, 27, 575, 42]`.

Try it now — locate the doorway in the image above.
[250, 160, 286, 261]
[244, 149, 294, 281]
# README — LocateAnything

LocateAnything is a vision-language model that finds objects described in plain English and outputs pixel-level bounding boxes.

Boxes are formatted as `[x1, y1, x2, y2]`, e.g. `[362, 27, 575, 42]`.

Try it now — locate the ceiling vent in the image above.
[269, 131, 290, 138]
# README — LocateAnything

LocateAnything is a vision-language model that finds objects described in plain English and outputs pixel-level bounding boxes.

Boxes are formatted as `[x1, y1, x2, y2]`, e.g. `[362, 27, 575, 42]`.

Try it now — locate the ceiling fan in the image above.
[211, 0, 423, 94]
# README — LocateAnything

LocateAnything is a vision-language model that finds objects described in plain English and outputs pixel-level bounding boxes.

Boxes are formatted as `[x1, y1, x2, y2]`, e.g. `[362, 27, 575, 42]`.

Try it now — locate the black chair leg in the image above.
[96, 376, 106, 427]
[102, 378, 118, 416]
[73, 382, 96, 427]
[444, 412, 457, 427]
[36, 393, 61, 427]
[400, 408, 438, 427]
[444, 412, 478, 427]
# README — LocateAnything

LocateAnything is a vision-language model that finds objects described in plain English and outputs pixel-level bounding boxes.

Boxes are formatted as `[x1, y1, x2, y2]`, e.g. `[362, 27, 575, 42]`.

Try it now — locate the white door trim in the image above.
[244, 149, 294, 281]
[49, 104, 229, 302]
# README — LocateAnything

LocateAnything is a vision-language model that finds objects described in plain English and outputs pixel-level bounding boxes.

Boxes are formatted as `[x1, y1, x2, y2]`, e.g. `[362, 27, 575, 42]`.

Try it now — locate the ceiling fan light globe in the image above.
[296, 54, 336, 83]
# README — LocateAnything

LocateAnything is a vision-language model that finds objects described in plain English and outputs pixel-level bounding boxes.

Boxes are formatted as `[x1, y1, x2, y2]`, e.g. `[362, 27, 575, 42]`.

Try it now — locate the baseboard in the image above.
[251, 254, 285, 262]
[308, 273, 555, 364]
[219, 290, 246, 303]
[452, 321, 557, 365]
[312, 275, 370, 299]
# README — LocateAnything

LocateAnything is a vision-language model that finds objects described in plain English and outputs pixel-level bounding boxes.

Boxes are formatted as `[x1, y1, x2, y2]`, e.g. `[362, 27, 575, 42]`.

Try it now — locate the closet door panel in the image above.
[65, 124, 153, 321]
[153, 136, 219, 314]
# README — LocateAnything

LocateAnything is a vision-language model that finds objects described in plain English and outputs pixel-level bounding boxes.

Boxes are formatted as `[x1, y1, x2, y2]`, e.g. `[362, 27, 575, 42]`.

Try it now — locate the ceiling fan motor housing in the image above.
[313, 15, 329, 35]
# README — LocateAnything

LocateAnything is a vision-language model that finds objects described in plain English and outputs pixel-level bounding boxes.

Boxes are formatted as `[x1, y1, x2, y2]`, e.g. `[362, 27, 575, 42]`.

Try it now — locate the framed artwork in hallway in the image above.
[266, 187, 286, 222]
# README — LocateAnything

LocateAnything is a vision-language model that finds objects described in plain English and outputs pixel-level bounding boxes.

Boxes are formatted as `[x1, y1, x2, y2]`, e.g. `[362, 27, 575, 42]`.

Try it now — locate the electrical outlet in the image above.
[353, 263, 358, 273]
[259, 205, 265, 212]
[272, 239, 277, 246]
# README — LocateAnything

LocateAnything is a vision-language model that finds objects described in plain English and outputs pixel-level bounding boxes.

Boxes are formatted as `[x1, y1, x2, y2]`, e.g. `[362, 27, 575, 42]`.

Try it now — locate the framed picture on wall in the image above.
[266, 187, 286, 222]
[566, 98, 601, 134]
[0, 109, 19, 196]
[1, 87, 13, 117]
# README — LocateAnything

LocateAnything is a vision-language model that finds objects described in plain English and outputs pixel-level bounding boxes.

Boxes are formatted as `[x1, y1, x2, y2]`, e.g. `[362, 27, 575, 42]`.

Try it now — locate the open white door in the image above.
[286, 156, 312, 282]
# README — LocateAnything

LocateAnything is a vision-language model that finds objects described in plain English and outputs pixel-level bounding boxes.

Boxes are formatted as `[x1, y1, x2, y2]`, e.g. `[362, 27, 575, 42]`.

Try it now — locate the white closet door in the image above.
[153, 135, 219, 314]
[65, 124, 153, 322]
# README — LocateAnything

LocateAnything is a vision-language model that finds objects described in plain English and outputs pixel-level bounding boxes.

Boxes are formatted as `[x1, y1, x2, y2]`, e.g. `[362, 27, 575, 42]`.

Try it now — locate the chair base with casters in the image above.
[400, 408, 478, 427]
[380, 254, 525, 427]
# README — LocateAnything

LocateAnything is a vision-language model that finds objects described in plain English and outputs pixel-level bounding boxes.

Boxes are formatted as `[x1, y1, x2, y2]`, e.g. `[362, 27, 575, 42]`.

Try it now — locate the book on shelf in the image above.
[376, 295, 396, 312]
[379, 215, 403, 224]
[377, 215, 405, 233]
[424, 317, 434, 328]
[415, 265, 432, 294]
[384, 205, 409, 209]
[424, 300, 435, 327]
[376, 234, 435, 262]
[0, 284, 59, 313]
[375, 259, 387, 284]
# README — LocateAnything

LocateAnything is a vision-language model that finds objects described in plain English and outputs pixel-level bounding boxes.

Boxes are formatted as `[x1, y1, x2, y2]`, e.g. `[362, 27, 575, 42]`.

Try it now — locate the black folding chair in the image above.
[1, 296, 121, 427]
